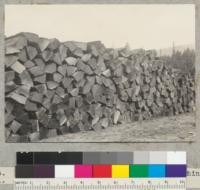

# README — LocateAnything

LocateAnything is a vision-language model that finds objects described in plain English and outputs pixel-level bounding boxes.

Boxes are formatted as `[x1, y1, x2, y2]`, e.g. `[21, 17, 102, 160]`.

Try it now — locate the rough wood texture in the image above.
[5, 32, 195, 142]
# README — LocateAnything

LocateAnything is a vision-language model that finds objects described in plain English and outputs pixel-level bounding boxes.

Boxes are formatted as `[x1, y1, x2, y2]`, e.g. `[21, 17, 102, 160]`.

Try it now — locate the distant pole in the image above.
[172, 41, 175, 55]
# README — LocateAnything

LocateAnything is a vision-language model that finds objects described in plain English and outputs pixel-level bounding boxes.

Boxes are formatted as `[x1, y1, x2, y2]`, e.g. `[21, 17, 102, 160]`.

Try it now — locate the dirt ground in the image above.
[40, 113, 195, 143]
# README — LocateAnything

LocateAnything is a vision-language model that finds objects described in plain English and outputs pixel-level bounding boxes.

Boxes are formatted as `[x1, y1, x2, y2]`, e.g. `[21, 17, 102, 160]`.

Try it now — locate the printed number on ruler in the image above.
[14, 178, 186, 190]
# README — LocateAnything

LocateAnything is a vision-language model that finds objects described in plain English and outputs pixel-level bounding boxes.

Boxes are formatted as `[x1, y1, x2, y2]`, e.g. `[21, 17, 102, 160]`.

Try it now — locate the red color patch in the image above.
[93, 165, 112, 178]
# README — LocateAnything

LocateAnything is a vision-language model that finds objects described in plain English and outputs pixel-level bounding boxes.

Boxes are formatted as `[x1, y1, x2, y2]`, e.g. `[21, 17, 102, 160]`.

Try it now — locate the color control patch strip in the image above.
[15, 164, 187, 178]
[16, 151, 186, 178]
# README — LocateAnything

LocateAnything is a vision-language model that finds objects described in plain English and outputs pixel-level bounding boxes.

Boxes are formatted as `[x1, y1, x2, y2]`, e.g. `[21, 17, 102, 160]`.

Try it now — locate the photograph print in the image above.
[4, 4, 195, 142]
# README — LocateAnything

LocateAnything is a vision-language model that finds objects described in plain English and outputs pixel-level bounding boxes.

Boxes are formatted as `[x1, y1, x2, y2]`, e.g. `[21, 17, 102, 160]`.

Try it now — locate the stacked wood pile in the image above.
[5, 32, 195, 142]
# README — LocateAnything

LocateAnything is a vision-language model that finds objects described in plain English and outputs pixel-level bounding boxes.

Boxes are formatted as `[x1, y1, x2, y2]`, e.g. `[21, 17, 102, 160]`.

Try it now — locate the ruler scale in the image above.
[13, 178, 186, 190]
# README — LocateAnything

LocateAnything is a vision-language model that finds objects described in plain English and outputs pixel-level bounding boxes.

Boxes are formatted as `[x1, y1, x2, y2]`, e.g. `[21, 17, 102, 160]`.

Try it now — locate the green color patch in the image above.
[129, 165, 149, 177]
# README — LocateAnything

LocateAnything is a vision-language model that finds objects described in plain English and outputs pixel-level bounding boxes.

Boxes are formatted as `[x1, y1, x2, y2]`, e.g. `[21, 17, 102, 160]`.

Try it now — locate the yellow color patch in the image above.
[112, 165, 129, 178]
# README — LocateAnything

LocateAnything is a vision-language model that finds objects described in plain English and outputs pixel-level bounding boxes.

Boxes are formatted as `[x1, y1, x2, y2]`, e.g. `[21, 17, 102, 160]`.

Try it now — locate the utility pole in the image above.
[172, 41, 175, 55]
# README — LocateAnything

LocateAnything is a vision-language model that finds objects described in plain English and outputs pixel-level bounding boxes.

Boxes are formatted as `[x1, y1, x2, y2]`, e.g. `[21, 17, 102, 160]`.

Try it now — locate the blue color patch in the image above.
[149, 165, 166, 177]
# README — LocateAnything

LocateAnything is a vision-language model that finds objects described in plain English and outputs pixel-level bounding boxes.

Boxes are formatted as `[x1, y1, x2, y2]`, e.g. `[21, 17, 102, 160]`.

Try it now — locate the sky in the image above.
[5, 4, 195, 50]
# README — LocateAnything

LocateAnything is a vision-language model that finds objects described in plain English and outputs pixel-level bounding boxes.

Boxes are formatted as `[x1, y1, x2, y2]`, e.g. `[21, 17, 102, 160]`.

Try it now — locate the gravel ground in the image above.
[40, 113, 195, 143]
